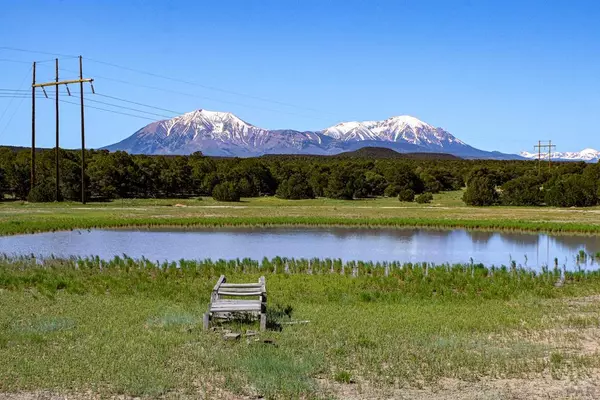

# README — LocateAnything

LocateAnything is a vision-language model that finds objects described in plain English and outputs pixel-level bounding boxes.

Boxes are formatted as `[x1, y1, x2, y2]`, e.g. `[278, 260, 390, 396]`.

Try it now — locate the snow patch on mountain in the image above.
[520, 148, 600, 162]
[321, 115, 465, 149]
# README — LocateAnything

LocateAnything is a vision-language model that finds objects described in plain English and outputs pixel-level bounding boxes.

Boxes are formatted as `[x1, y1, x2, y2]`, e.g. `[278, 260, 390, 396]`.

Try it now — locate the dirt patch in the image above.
[0, 392, 136, 400]
[564, 295, 600, 306]
[200, 206, 248, 209]
[0, 389, 248, 400]
[320, 374, 600, 399]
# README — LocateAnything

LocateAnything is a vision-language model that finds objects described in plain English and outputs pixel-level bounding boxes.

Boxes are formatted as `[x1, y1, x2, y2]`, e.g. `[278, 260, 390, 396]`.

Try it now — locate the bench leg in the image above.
[260, 312, 267, 331]
[203, 312, 210, 330]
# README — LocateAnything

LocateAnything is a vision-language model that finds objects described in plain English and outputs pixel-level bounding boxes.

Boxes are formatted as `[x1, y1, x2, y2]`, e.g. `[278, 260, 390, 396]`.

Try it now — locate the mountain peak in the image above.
[171, 109, 256, 129]
[179, 109, 241, 122]
[386, 115, 431, 129]
[322, 114, 455, 146]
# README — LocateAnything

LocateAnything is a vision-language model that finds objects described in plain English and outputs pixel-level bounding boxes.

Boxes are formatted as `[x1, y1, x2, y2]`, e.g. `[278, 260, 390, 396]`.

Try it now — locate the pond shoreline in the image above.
[3, 216, 600, 238]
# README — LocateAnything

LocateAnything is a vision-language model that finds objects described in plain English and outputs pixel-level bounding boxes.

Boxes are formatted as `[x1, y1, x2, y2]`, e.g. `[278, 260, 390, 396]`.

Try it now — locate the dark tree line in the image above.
[0, 147, 598, 207]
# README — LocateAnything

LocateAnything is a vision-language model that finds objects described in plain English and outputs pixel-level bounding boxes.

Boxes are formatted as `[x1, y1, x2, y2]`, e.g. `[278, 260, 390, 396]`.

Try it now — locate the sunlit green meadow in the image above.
[1, 191, 600, 236]
[1, 256, 599, 399]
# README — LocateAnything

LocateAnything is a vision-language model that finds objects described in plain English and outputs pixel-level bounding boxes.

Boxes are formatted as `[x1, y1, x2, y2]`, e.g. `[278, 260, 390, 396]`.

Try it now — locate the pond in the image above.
[1, 227, 599, 271]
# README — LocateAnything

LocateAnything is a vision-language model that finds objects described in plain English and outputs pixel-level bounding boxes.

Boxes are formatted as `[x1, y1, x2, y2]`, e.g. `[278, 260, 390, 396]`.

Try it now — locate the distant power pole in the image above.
[548, 140, 556, 169]
[31, 62, 36, 187]
[79, 56, 87, 204]
[55, 58, 60, 201]
[534, 140, 556, 173]
[31, 57, 94, 203]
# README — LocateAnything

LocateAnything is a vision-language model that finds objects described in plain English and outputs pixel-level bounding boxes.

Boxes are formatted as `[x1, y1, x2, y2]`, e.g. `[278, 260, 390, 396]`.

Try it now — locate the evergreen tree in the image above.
[463, 175, 499, 206]
[212, 182, 241, 202]
[276, 173, 314, 199]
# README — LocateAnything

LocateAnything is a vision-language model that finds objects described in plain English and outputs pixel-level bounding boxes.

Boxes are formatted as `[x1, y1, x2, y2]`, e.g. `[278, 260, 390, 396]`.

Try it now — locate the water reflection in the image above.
[0, 227, 598, 271]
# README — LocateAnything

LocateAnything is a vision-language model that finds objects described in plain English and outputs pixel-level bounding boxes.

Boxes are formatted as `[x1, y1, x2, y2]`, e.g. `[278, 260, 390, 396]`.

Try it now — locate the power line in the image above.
[86, 57, 329, 114]
[0, 58, 35, 65]
[0, 66, 33, 137]
[54, 97, 165, 122]
[1, 86, 182, 116]
[37, 64, 330, 120]
[2, 88, 183, 118]
[95, 93, 184, 115]
[21, 92, 162, 122]
[89, 72, 331, 120]
[0, 46, 78, 60]
[83, 97, 177, 119]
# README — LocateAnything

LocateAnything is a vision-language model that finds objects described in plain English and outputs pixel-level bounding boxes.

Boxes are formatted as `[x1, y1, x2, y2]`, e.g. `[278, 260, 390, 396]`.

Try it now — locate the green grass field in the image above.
[1, 257, 600, 399]
[1, 191, 600, 236]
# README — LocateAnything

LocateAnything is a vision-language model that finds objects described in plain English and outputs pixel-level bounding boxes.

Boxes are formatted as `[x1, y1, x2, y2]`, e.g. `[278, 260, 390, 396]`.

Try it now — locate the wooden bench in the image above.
[203, 275, 267, 331]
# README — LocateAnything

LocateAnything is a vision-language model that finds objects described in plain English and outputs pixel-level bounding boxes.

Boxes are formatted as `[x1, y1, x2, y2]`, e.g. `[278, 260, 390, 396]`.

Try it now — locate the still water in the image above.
[1, 227, 599, 271]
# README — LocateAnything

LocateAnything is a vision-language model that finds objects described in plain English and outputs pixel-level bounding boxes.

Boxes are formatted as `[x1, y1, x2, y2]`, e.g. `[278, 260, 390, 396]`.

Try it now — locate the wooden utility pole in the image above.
[31, 62, 36, 190]
[55, 59, 60, 201]
[79, 56, 86, 204]
[32, 59, 94, 203]
[534, 140, 556, 172]
[536, 140, 541, 174]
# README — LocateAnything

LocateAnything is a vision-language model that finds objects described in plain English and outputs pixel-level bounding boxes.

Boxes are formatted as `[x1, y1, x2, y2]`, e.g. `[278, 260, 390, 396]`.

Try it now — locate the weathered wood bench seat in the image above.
[203, 275, 267, 331]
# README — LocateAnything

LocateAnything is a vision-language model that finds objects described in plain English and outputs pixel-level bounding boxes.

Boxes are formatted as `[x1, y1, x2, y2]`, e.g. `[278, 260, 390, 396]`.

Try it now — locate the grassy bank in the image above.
[1, 256, 600, 399]
[1, 191, 600, 235]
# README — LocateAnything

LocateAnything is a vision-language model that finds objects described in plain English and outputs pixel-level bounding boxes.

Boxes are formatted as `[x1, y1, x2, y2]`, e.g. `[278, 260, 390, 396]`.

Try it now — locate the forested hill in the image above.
[336, 147, 461, 160]
[259, 147, 461, 160]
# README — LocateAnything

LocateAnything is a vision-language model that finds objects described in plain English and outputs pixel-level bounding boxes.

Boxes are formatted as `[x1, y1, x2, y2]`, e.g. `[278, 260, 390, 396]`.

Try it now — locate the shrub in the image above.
[397, 188, 415, 202]
[276, 174, 314, 200]
[212, 182, 240, 202]
[383, 165, 424, 194]
[465, 167, 501, 187]
[544, 174, 598, 207]
[0, 169, 6, 200]
[462, 175, 498, 206]
[384, 184, 400, 197]
[415, 192, 434, 204]
[236, 177, 255, 197]
[364, 171, 387, 196]
[325, 169, 354, 200]
[27, 181, 59, 203]
[420, 173, 443, 193]
[501, 175, 544, 206]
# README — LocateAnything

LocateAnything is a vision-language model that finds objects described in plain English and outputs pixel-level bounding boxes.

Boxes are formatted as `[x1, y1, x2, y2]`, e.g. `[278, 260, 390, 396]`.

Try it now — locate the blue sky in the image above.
[1, 0, 599, 153]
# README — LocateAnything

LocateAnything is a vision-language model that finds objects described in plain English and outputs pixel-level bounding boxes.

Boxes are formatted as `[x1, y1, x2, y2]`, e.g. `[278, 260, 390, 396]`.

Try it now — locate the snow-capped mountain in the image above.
[105, 109, 329, 156]
[520, 148, 600, 162]
[104, 109, 520, 159]
[322, 115, 465, 149]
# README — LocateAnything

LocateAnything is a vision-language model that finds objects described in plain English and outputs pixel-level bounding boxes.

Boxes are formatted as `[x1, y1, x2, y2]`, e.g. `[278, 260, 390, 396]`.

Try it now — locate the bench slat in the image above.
[220, 283, 263, 288]
[213, 275, 226, 292]
[219, 287, 262, 293]
[218, 291, 262, 296]
[212, 300, 261, 306]
[211, 305, 262, 312]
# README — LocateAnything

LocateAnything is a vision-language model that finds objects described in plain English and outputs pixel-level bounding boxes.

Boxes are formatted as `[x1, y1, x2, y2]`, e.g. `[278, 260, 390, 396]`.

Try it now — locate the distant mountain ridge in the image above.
[520, 148, 600, 162]
[103, 109, 522, 159]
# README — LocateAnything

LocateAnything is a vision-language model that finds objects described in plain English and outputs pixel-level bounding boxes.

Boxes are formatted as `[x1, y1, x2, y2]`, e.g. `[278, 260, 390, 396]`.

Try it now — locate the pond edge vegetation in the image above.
[2, 254, 600, 301]
[3, 214, 600, 237]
